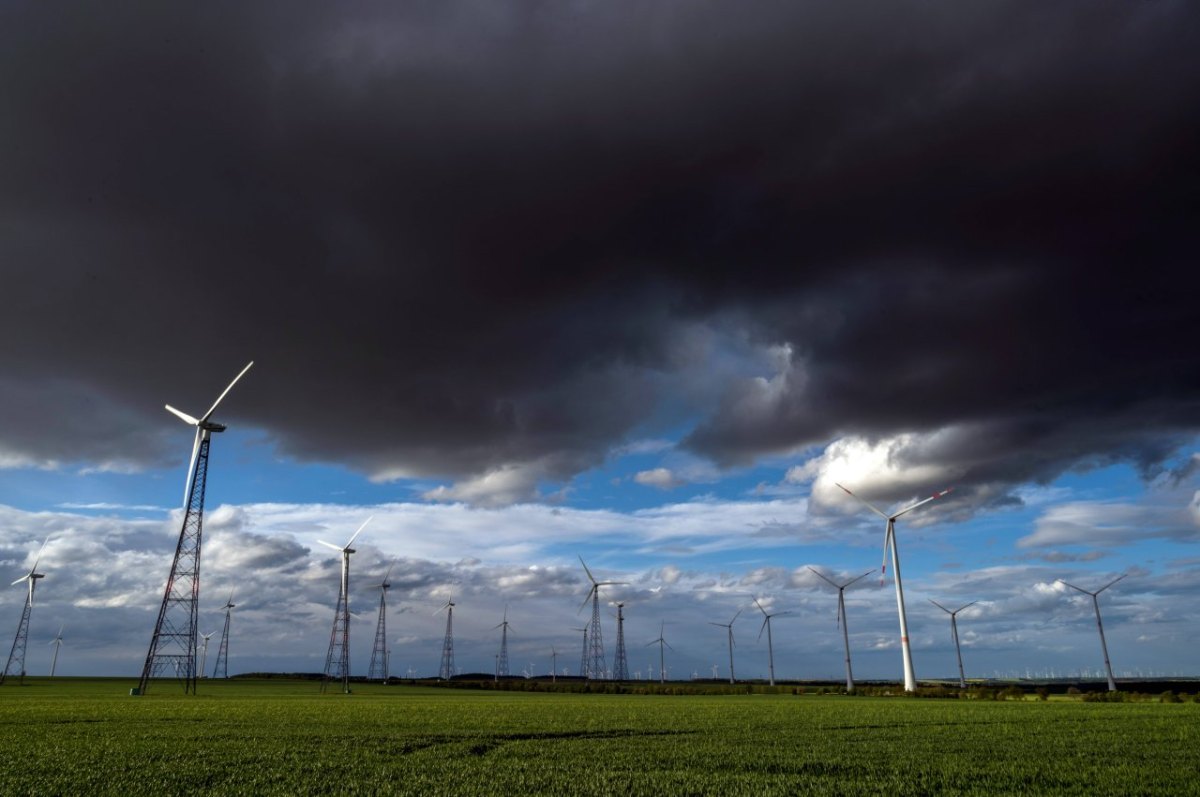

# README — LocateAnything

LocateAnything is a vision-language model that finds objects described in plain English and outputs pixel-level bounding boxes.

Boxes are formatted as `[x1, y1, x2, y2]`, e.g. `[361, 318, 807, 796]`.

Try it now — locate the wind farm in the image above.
[2, 1, 1198, 792]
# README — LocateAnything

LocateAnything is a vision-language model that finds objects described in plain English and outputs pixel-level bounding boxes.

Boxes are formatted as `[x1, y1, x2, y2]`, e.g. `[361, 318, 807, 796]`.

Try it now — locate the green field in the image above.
[1, 679, 1196, 795]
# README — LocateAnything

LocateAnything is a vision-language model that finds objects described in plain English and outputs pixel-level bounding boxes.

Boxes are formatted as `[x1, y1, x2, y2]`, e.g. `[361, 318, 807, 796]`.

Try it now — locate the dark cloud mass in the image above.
[1, 1, 1197, 500]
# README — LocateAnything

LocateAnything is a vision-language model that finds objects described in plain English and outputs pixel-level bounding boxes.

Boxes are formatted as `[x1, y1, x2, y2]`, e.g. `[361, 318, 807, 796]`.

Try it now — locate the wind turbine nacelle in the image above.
[199, 421, 227, 433]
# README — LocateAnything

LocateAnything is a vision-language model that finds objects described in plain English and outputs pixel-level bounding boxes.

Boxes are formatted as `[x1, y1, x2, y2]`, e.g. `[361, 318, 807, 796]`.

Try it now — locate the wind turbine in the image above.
[752, 597, 793, 687]
[646, 622, 673, 684]
[437, 594, 456, 681]
[550, 647, 558, 682]
[836, 482, 952, 692]
[319, 517, 372, 694]
[137, 361, 253, 696]
[48, 625, 65, 677]
[807, 567, 875, 692]
[612, 601, 628, 681]
[709, 609, 741, 684]
[2, 536, 49, 686]
[1057, 574, 1126, 692]
[929, 599, 977, 689]
[577, 557, 626, 680]
[368, 561, 394, 682]
[494, 606, 512, 678]
[213, 590, 235, 679]
[571, 626, 588, 678]
[198, 631, 214, 680]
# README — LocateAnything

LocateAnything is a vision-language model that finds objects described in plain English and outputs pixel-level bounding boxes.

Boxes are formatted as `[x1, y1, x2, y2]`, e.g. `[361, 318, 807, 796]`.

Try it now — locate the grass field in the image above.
[0, 678, 1196, 795]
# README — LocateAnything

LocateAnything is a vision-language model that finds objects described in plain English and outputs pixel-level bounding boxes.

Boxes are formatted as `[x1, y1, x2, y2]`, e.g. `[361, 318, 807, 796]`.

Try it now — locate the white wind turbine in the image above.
[646, 622, 673, 684]
[48, 625, 65, 677]
[929, 599, 977, 689]
[198, 631, 215, 680]
[2, 536, 49, 685]
[752, 597, 793, 687]
[808, 567, 875, 692]
[578, 557, 626, 680]
[138, 361, 253, 696]
[1057, 573, 1126, 692]
[709, 609, 741, 685]
[836, 483, 952, 692]
[319, 517, 372, 694]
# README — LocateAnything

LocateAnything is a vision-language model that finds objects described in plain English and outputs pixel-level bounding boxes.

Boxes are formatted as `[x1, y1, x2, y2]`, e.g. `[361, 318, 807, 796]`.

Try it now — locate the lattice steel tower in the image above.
[368, 563, 394, 682]
[213, 591, 235, 679]
[612, 601, 628, 681]
[136, 362, 252, 696]
[578, 557, 626, 679]
[319, 519, 370, 695]
[2, 538, 48, 686]
[494, 606, 511, 678]
[438, 596, 455, 680]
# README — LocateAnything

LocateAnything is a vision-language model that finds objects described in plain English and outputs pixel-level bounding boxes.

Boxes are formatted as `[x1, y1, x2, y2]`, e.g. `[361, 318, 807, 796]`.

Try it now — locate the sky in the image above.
[1, 1, 1198, 683]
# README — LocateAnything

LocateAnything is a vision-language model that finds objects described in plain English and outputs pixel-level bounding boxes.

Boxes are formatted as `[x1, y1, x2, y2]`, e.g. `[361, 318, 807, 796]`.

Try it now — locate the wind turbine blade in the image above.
[578, 587, 596, 614]
[200, 361, 254, 423]
[165, 404, 200, 426]
[891, 487, 953, 519]
[929, 599, 951, 614]
[757, 618, 768, 642]
[316, 540, 344, 552]
[11, 574, 28, 586]
[730, 609, 742, 624]
[753, 597, 768, 616]
[844, 569, 876, 588]
[773, 611, 794, 619]
[664, 639, 675, 652]
[707, 622, 725, 628]
[345, 516, 373, 548]
[956, 601, 978, 614]
[383, 560, 395, 583]
[1057, 579, 1089, 595]
[807, 567, 840, 589]
[29, 536, 50, 572]
[1096, 573, 1127, 594]
[880, 525, 892, 580]
[835, 483, 889, 519]
[227, 588, 235, 607]
[578, 556, 597, 585]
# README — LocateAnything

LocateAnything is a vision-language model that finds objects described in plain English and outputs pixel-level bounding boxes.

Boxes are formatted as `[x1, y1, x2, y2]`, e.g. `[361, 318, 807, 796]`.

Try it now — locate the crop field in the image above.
[0, 679, 1197, 795]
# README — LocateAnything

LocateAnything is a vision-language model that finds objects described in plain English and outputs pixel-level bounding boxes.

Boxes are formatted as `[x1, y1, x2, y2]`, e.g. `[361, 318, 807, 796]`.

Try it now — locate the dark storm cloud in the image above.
[2, 1, 1197, 500]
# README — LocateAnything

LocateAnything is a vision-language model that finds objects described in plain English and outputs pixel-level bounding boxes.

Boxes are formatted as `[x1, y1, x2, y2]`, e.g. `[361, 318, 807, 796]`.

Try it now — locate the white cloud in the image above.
[1019, 497, 1200, 548]
[634, 468, 683, 490]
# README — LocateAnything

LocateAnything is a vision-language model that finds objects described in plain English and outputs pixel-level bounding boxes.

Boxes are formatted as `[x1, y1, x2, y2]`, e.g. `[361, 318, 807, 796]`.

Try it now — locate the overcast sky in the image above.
[1, 1, 1197, 682]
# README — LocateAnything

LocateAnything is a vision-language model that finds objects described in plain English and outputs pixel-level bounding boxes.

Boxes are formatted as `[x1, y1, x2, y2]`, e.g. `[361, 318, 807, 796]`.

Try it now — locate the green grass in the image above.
[0, 678, 1196, 795]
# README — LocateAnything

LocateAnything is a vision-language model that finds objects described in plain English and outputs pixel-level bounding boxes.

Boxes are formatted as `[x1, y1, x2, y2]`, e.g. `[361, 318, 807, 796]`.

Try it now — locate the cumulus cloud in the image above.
[634, 468, 684, 490]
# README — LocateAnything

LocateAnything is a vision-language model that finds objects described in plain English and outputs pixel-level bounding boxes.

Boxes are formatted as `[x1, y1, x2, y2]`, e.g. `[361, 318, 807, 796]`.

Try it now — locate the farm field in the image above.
[0, 679, 1196, 795]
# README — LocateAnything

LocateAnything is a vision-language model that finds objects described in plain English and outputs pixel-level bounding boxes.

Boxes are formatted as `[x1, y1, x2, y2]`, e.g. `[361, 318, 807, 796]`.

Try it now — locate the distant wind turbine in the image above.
[578, 557, 626, 680]
[319, 517, 372, 694]
[49, 624, 65, 678]
[929, 599, 977, 689]
[836, 483, 952, 692]
[646, 622, 673, 684]
[752, 597, 792, 687]
[808, 567, 874, 692]
[2, 537, 49, 685]
[1057, 574, 1126, 692]
[709, 609, 741, 684]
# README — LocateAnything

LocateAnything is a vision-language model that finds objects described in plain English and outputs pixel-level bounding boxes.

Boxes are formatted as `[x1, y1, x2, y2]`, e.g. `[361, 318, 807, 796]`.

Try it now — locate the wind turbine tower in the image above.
[929, 599, 977, 689]
[647, 622, 673, 684]
[137, 361, 253, 696]
[213, 590, 235, 679]
[494, 606, 512, 678]
[2, 537, 49, 685]
[1058, 574, 1126, 691]
[578, 557, 626, 679]
[709, 609, 741, 684]
[437, 594, 456, 681]
[752, 597, 792, 687]
[612, 602, 628, 681]
[808, 567, 874, 692]
[320, 517, 372, 694]
[836, 483, 951, 692]
[49, 625, 65, 677]
[198, 631, 214, 680]
[368, 562, 394, 682]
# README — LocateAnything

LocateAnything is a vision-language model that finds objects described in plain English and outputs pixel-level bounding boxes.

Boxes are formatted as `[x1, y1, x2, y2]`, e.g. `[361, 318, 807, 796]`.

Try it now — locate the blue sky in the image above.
[2, 1, 1198, 685]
